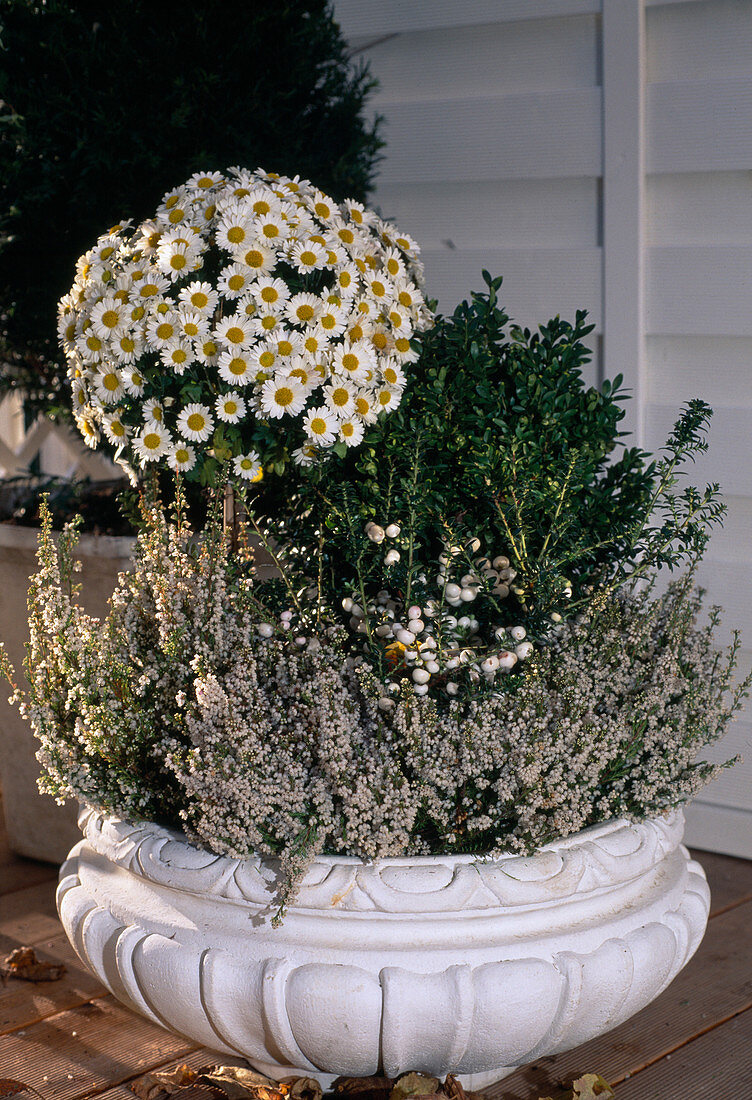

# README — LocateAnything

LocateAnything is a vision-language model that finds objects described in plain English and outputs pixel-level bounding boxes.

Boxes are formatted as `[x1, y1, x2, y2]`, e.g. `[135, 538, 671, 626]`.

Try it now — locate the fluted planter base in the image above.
[58, 806, 709, 1086]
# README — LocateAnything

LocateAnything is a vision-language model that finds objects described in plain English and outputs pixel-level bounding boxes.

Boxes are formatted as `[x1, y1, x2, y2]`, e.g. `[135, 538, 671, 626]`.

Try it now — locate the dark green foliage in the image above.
[0, 0, 383, 416]
[268, 273, 724, 650]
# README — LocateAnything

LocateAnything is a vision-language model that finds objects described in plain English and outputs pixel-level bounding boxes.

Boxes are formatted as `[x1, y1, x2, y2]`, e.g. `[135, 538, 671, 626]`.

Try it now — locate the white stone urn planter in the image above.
[58, 805, 709, 1088]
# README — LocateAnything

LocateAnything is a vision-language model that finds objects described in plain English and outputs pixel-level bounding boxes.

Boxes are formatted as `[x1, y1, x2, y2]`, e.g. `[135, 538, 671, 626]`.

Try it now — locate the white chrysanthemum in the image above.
[290, 239, 328, 274]
[254, 211, 290, 244]
[90, 296, 128, 339]
[94, 367, 126, 404]
[331, 341, 376, 383]
[156, 232, 204, 280]
[167, 441, 197, 472]
[217, 262, 253, 299]
[102, 411, 130, 445]
[195, 336, 220, 366]
[132, 272, 170, 302]
[381, 358, 406, 389]
[252, 276, 290, 309]
[234, 242, 275, 275]
[177, 403, 214, 442]
[302, 405, 338, 444]
[250, 341, 281, 376]
[111, 331, 143, 364]
[316, 301, 347, 339]
[176, 309, 209, 342]
[133, 423, 172, 463]
[214, 314, 255, 349]
[122, 365, 146, 395]
[215, 391, 246, 423]
[353, 390, 379, 424]
[285, 292, 320, 327]
[215, 211, 255, 253]
[187, 170, 224, 190]
[324, 381, 356, 417]
[233, 451, 263, 481]
[143, 398, 165, 424]
[270, 331, 301, 361]
[160, 339, 194, 374]
[145, 312, 179, 349]
[178, 281, 219, 314]
[292, 441, 320, 466]
[260, 376, 307, 419]
[373, 385, 403, 413]
[338, 417, 365, 447]
[217, 349, 254, 386]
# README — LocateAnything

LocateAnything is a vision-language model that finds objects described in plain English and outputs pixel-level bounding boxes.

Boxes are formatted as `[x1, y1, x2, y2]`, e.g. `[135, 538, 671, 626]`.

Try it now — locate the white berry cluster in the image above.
[58, 167, 433, 483]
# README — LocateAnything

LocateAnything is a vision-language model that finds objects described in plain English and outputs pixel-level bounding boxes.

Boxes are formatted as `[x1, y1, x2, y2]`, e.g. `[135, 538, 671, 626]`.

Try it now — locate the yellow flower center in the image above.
[170, 253, 187, 270]
[314, 201, 331, 218]
[86, 336, 102, 351]
[186, 413, 205, 431]
[168, 208, 185, 224]
[165, 195, 179, 209]
[183, 322, 199, 337]
[100, 309, 119, 328]
[278, 339, 293, 356]
[227, 226, 246, 244]
[140, 283, 159, 298]
[355, 397, 369, 415]
[342, 422, 355, 437]
[349, 325, 364, 342]
[296, 304, 314, 322]
[371, 281, 386, 297]
[144, 432, 162, 450]
[378, 391, 392, 406]
[229, 357, 248, 376]
[203, 204, 216, 220]
[338, 228, 354, 244]
[175, 448, 190, 463]
[332, 387, 349, 407]
[245, 249, 265, 268]
[261, 315, 277, 330]
[131, 306, 146, 321]
[304, 336, 318, 353]
[197, 177, 215, 189]
[259, 351, 276, 369]
[226, 326, 245, 344]
[339, 272, 353, 288]
[373, 332, 388, 350]
[300, 250, 316, 267]
[203, 340, 218, 357]
[261, 286, 279, 303]
[156, 323, 174, 340]
[310, 417, 327, 435]
[224, 400, 238, 415]
[120, 336, 135, 352]
[275, 387, 293, 407]
[172, 348, 188, 364]
[253, 199, 270, 216]
[341, 353, 358, 372]
[398, 291, 413, 308]
[262, 223, 279, 238]
[103, 372, 119, 391]
[228, 274, 245, 291]
[395, 337, 411, 353]
[321, 314, 336, 330]
[111, 421, 125, 437]
[387, 258, 400, 276]
[191, 291, 209, 308]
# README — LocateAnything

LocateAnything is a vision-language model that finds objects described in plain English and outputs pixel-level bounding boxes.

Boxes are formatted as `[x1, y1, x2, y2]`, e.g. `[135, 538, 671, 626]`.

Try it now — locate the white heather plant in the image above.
[58, 167, 432, 484]
[2, 500, 748, 914]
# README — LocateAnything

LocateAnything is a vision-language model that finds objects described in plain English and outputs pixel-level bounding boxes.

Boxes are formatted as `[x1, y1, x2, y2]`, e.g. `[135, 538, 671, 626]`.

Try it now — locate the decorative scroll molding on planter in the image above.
[58, 805, 710, 1089]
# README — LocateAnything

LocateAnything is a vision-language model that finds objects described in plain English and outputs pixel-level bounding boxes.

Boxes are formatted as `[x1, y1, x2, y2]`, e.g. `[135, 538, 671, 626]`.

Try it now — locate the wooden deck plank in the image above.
[0, 878, 60, 946]
[0, 931, 106, 1033]
[614, 1007, 752, 1099]
[0, 995, 198, 1100]
[695, 847, 752, 916]
[90, 1048, 253, 1100]
[485, 897, 752, 1098]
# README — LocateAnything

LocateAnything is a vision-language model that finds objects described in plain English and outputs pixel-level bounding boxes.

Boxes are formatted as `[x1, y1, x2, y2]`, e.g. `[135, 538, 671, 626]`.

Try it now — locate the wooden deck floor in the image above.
[1, 810, 751, 1099]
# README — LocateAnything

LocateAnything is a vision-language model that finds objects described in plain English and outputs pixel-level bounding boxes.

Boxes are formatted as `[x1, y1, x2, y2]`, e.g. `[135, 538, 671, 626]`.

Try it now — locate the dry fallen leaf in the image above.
[332, 1079, 393, 1095]
[390, 1074, 441, 1100]
[537, 1073, 615, 1100]
[131, 1064, 198, 1100]
[0, 1082, 42, 1099]
[197, 1068, 287, 1100]
[0, 947, 66, 983]
[279, 1078, 322, 1100]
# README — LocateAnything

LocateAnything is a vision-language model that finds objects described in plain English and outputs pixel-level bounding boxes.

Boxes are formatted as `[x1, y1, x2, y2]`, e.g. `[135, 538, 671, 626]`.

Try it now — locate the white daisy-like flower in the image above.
[177, 281, 219, 315]
[302, 405, 338, 444]
[167, 441, 197, 472]
[177, 403, 214, 441]
[250, 341, 281, 376]
[146, 312, 179, 350]
[329, 217, 360, 250]
[234, 450, 263, 481]
[324, 381, 356, 417]
[333, 263, 359, 299]
[386, 304, 412, 332]
[300, 329, 330, 360]
[254, 212, 289, 244]
[76, 414, 100, 449]
[215, 391, 246, 423]
[315, 301, 347, 339]
[176, 309, 209, 342]
[75, 329, 104, 362]
[215, 210, 255, 253]
[260, 375, 307, 418]
[217, 349, 254, 386]
[235, 291, 258, 320]
[353, 390, 379, 424]
[133, 423, 172, 463]
[331, 340, 376, 383]
[90, 296, 128, 339]
[290, 238, 328, 274]
[122, 365, 146, 395]
[287, 358, 320, 393]
[373, 385, 403, 413]
[249, 310, 283, 337]
[111, 331, 143, 364]
[187, 170, 224, 190]
[217, 262, 253, 299]
[338, 417, 365, 447]
[195, 336, 220, 365]
[156, 233, 204, 280]
[270, 331, 302, 360]
[252, 276, 290, 309]
[381, 357, 406, 389]
[132, 272, 170, 302]
[160, 339, 194, 374]
[285, 292, 321, 327]
[309, 190, 337, 223]
[94, 367, 125, 404]
[292, 441, 319, 466]
[102, 411, 130, 445]
[382, 248, 407, 281]
[234, 242, 275, 275]
[214, 314, 255, 349]
[364, 273, 394, 305]
[143, 398, 165, 424]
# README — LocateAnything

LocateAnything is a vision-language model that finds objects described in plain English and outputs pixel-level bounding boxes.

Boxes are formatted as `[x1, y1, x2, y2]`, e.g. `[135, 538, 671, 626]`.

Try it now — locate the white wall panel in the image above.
[646, 337, 752, 408]
[647, 80, 752, 173]
[363, 16, 599, 106]
[647, 0, 752, 84]
[646, 172, 752, 246]
[337, 0, 599, 39]
[377, 89, 602, 185]
[644, 403, 752, 500]
[374, 179, 600, 250]
[646, 247, 752, 336]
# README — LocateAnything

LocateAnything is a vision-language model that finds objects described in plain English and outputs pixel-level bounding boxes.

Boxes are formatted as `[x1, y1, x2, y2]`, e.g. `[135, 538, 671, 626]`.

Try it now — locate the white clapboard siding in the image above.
[333, 0, 752, 856]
